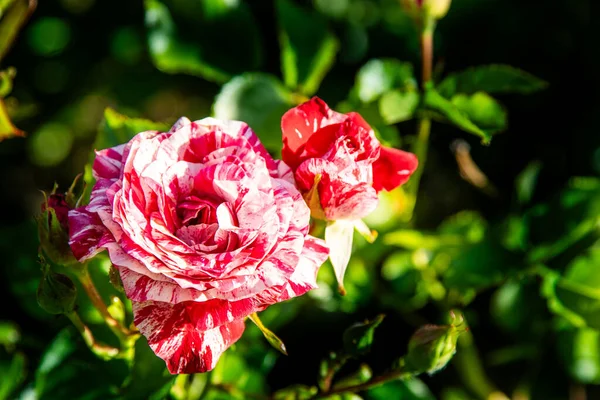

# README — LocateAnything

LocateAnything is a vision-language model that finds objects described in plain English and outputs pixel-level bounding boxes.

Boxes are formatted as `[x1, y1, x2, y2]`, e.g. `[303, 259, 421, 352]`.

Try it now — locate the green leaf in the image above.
[144, 0, 262, 83]
[120, 336, 173, 400]
[437, 64, 548, 97]
[35, 328, 128, 399]
[213, 73, 295, 150]
[273, 385, 318, 400]
[379, 89, 420, 124]
[443, 236, 521, 294]
[490, 279, 546, 336]
[96, 108, 168, 153]
[450, 92, 507, 135]
[0, 0, 35, 62]
[515, 160, 543, 206]
[557, 328, 600, 384]
[276, 0, 338, 96]
[0, 352, 26, 400]
[248, 313, 287, 355]
[366, 379, 435, 400]
[352, 59, 416, 104]
[0, 67, 16, 97]
[423, 87, 492, 144]
[0, 321, 19, 349]
[342, 314, 385, 357]
[542, 247, 600, 330]
[524, 178, 600, 263]
[211, 350, 267, 396]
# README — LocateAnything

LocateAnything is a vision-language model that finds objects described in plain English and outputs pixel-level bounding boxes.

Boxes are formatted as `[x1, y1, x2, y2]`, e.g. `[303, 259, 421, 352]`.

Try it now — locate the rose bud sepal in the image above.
[37, 256, 77, 315]
[403, 311, 467, 374]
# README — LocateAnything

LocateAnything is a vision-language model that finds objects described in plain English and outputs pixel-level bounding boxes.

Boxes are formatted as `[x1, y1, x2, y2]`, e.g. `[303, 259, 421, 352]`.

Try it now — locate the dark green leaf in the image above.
[423, 87, 491, 144]
[437, 64, 548, 97]
[515, 161, 543, 206]
[342, 314, 384, 357]
[366, 379, 435, 400]
[450, 92, 507, 135]
[352, 59, 416, 104]
[276, 0, 338, 96]
[35, 328, 128, 399]
[542, 246, 600, 330]
[379, 89, 420, 124]
[144, 0, 263, 83]
[213, 73, 295, 150]
[443, 236, 521, 294]
[524, 178, 600, 263]
[0, 352, 26, 400]
[557, 328, 600, 384]
[120, 336, 173, 400]
[490, 279, 546, 336]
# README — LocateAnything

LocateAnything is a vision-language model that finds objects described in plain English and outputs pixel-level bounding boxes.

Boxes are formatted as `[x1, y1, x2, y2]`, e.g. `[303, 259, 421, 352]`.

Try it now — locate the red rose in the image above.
[282, 97, 418, 221]
[282, 98, 417, 293]
[68, 117, 328, 374]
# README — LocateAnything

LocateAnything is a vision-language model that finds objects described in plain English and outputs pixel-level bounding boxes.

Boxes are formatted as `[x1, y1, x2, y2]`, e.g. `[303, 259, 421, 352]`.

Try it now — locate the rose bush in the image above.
[68, 117, 328, 374]
[281, 97, 418, 221]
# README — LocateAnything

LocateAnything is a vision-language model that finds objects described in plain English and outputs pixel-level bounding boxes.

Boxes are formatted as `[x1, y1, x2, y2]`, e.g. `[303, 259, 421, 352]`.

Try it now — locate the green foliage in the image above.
[144, 0, 262, 83]
[437, 64, 548, 97]
[277, 0, 338, 96]
[423, 86, 492, 143]
[96, 108, 169, 152]
[542, 246, 600, 330]
[213, 73, 295, 150]
[450, 92, 507, 135]
[557, 327, 600, 384]
[342, 314, 385, 357]
[366, 379, 435, 400]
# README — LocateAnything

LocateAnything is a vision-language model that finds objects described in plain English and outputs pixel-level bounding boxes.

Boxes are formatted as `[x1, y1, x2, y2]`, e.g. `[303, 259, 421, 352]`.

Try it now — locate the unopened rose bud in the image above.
[37, 258, 77, 315]
[37, 177, 83, 266]
[404, 311, 467, 374]
[400, 0, 452, 22]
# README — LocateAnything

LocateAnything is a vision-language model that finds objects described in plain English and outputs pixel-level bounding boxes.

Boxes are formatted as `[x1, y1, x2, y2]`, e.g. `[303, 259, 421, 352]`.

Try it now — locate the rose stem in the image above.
[404, 20, 434, 222]
[66, 311, 120, 360]
[76, 264, 135, 339]
[315, 366, 412, 397]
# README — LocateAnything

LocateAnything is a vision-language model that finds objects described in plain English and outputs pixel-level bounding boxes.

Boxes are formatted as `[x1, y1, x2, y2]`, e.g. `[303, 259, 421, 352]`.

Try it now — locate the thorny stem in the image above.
[66, 311, 119, 360]
[317, 366, 411, 397]
[76, 264, 136, 340]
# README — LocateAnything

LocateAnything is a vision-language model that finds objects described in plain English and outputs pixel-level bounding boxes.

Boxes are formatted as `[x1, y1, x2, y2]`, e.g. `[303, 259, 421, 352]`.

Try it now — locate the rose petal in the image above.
[133, 300, 246, 374]
[372, 146, 419, 192]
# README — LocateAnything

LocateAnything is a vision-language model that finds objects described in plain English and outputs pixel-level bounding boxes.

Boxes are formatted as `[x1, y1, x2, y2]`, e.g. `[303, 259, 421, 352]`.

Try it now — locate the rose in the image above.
[281, 97, 418, 221]
[68, 117, 328, 374]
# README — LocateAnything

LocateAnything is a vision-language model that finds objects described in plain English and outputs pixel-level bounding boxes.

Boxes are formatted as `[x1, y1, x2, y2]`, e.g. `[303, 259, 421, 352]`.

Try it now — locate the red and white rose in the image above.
[281, 97, 418, 291]
[68, 117, 328, 374]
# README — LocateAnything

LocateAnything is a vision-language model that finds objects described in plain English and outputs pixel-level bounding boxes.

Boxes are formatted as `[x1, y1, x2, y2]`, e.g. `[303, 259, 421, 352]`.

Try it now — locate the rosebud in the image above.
[400, 0, 452, 22]
[403, 311, 467, 374]
[37, 178, 82, 266]
[37, 258, 77, 315]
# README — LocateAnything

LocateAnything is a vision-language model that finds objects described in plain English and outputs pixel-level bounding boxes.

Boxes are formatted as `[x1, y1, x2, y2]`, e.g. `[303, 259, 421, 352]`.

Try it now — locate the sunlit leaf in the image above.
[96, 108, 168, 153]
[450, 92, 507, 135]
[0, 98, 22, 141]
[276, 0, 338, 96]
[379, 89, 420, 124]
[542, 246, 600, 330]
[437, 64, 548, 97]
[351, 59, 416, 104]
[0, 0, 36, 62]
[423, 87, 492, 144]
[249, 313, 288, 355]
[0, 352, 26, 400]
[144, 0, 262, 83]
[557, 327, 600, 384]
[213, 73, 295, 150]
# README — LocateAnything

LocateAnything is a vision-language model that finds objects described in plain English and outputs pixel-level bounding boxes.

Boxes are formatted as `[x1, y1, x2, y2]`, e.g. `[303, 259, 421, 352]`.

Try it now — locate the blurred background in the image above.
[0, 0, 598, 399]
